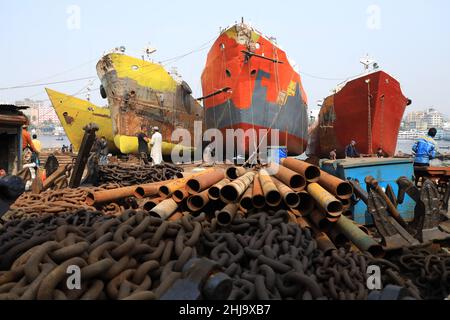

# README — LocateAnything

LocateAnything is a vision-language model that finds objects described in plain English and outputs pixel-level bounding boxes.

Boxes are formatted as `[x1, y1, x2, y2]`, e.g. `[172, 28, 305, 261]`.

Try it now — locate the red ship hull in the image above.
[201, 23, 309, 156]
[309, 70, 410, 158]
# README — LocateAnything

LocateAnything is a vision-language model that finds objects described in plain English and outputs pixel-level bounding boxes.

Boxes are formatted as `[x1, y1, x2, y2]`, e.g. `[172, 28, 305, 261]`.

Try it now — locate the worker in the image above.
[345, 140, 359, 158]
[150, 126, 163, 165]
[22, 124, 36, 153]
[412, 128, 438, 167]
[98, 136, 109, 165]
[0, 167, 6, 178]
[138, 125, 150, 165]
[329, 149, 337, 160]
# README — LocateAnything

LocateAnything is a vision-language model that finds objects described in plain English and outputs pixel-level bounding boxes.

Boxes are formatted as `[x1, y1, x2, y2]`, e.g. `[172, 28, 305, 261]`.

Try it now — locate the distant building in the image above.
[424, 108, 444, 128]
[404, 108, 445, 130]
[15, 99, 59, 125]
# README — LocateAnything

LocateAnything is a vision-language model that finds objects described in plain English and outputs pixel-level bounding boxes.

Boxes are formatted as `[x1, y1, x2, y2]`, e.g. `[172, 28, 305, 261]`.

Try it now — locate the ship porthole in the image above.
[251, 70, 257, 76]
[220, 43, 225, 50]
[255, 42, 261, 49]
[131, 65, 139, 71]
[226, 69, 231, 77]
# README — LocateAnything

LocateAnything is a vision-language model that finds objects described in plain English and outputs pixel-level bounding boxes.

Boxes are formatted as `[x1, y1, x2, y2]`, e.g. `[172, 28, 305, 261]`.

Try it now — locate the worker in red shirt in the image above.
[22, 123, 36, 152]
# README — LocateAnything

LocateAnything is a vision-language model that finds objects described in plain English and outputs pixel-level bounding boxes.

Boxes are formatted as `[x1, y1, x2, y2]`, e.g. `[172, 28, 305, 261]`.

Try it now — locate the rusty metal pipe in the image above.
[365, 176, 407, 229]
[267, 163, 306, 191]
[271, 177, 300, 208]
[220, 172, 255, 203]
[280, 158, 321, 183]
[327, 228, 349, 247]
[239, 184, 253, 211]
[159, 169, 214, 196]
[349, 179, 368, 204]
[134, 181, 166, 199]
[297, 217, 313, 231]
[149, 198, 179, 220]
[252, 174, 265, 208]
[259, 169, 281, 207]
[168, 212, 183, 222]
[306, 183, 343, 218]
[86, 186, 136, 206]
[216, 203, 239, 226]
[309, 209, 332, 231]
[142, 197, 165, 212]
[318, 170, 353, 200]
[335, 215, 384, 258]
[312, 227, 337, 255]
[187, 190, 210, 212]
[43, 164, 72, 191]
[186, 169, 225, 194]
[208, 179, 230, 200]
[172, 187, 190, 203]
[225, 166, 247, 180]
[297, 191, 315, 215]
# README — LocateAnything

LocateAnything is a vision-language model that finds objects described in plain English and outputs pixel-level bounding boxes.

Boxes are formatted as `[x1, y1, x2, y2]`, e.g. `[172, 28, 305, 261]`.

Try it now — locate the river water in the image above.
[39, 135, 71, 149]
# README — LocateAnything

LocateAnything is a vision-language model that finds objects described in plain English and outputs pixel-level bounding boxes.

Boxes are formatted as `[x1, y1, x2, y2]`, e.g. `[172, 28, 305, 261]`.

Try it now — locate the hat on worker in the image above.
[153, 126, 159, 131]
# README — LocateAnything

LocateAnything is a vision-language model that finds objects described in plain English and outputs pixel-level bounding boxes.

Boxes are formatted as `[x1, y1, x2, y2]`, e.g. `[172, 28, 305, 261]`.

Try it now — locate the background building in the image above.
[403, 108, 446, 130]
[14, 99, 59, 125]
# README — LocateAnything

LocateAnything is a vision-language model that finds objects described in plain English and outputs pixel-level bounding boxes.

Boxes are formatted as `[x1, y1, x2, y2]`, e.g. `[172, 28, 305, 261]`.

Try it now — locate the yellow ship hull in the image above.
[46, 88, 193, 156]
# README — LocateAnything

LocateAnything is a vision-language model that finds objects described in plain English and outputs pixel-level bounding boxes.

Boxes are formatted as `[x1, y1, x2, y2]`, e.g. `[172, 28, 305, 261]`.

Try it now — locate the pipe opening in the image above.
[135, 187, 145, 198]
[149, 211, 160, 218]
[252, 195, 266, 208]
[187, 180, 201, 193]
[159, 186, 170, 196]
[342, 209, 353, 218]
[221, 185, 238, 202]
[144, 201, 158, 212]
[305, 166, 321, 181]
[173, 190, 185, 202]
[285, 193, 300, 207]
[217, 211, 232, 225]
[189, 195, 204, 210]
[266, 190, 281, 206]
[327, 201, 343, 214]
[240, 197, 253, 210]
[176, 172, 184, 178]
[368, 245, 384, 258]
[333, 233, 348, 247]
[298, 192, 314, 212]
[208, 187, 220, 200]
[336, 183, 353, 199]
[290, 175, 306, 189]
[85, 193, 95, 206]
[225, 168, 238, 180]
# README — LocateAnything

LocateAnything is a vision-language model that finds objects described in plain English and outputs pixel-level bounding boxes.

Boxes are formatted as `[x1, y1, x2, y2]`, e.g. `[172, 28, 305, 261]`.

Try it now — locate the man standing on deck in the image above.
[345, 140, 359, 158]
[412, 128, 438, 167]
[138, 125, 150, 165]
[150, 126, 163, 165]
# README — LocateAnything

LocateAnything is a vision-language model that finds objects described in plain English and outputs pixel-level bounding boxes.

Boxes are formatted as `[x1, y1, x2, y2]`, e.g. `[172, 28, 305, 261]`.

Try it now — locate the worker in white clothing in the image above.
[150, 126, 163, 165]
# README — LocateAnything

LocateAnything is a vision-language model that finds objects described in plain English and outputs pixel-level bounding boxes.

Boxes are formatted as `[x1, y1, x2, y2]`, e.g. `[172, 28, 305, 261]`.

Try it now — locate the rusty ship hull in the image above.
[96, 53, 204, 155]
[201, 22, 309, 156]
[308, 70, 410, 158]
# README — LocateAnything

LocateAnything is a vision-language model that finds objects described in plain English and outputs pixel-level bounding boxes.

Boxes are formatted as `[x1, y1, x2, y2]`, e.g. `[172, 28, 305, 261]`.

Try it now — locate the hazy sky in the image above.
[1, 0, 449, 115]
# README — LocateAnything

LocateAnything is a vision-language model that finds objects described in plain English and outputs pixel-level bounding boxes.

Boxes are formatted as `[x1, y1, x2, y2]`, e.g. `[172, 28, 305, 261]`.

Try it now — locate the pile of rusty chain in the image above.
[201, 209, 379, 300]
[97, 163, 183, 186]
[0, 209, 205, 300]
[2, 185, 120, 222]
[367, 247, 450, 300]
